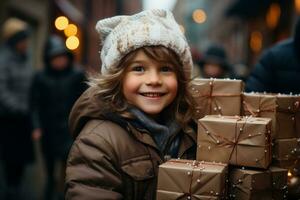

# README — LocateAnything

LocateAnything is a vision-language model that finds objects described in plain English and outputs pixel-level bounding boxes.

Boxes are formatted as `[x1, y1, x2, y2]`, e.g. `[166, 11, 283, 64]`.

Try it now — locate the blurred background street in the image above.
[1, 0, 300, 199]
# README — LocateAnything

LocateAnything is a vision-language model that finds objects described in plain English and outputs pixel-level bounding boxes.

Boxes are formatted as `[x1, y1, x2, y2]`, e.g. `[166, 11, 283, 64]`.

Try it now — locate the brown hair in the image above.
[89, 45, 194, 132]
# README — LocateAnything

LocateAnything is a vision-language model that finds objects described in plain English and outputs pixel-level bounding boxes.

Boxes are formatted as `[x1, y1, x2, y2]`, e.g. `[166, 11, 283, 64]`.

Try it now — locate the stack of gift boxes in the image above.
[156, 78, 300, 199]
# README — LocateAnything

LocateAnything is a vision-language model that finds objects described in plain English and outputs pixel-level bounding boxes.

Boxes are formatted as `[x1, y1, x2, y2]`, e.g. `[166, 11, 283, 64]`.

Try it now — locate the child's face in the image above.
[122, 49, 178, 118]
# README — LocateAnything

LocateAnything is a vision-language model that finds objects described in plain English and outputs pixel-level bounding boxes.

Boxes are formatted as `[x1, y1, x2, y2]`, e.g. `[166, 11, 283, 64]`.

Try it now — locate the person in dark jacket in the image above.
[30, 35, 87, 200]
[245, 18, 300, 94]
[0, 17, 34, 200]
[65, 9, 197, 200]
[197, 44, 232, 78]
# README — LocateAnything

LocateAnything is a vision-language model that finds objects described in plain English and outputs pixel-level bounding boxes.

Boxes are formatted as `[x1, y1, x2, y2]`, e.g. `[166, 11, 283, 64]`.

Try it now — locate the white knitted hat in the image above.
[95, 9, 193, 79]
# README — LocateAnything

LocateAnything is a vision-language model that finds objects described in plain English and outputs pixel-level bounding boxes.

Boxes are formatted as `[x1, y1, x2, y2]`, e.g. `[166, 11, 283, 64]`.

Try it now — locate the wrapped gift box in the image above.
[197, 115, 272, 169]
[272, 138, 300, 170]
[242, 93, 277, 138]
[276, 94, 300, 139]
[190, 78, 243, 120]
[269, 166, 288, 200]
[229, 167, 288, 200]
[229, 168, 272, 200]
[156, 159, 228, 200]
[242, 92, 300, 139]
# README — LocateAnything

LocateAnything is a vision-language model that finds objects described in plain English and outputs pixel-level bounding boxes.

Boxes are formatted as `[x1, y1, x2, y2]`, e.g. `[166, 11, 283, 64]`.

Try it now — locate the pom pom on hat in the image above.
[95, 9, 193, 79]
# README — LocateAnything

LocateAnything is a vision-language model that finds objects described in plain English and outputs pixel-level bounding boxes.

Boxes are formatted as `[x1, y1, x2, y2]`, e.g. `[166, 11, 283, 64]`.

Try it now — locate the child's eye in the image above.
[132, 66, 144, 72]
[161, 66, 173, 72]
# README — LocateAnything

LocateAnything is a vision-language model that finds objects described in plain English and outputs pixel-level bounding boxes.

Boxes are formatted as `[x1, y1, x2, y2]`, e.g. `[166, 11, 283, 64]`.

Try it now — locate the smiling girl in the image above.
[65, 9, 196, 200]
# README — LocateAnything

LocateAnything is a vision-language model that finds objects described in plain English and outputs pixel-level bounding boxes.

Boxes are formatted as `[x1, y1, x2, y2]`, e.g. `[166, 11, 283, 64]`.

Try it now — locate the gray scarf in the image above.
[128, 107, 181, 154]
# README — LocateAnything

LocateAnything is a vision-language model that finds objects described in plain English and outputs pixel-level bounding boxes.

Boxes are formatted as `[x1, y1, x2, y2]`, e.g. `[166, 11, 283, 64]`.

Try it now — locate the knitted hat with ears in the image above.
[95, 9, 193, 79]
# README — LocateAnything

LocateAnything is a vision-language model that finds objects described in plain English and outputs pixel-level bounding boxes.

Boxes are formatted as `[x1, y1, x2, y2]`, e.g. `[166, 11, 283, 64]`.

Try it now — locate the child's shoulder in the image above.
[80, 119, 128, 136]
[76, 119, 133, 146]
[74, 119, 152, 161]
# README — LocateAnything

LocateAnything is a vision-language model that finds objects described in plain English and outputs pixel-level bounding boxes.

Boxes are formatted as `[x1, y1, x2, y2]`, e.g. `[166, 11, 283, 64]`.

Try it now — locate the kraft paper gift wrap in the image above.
[190, 78, 243, 120]
[242, 93, 277, 138]
[156, 159, 228, 200]
[229, 168, 272, 200]
[272, 138, 300, 168]
[228, 167, 288, 200]
[242, 92, 300, 139]
[197, 115, 272, 169]
[276, 94, 300, 139]
[269, 166, 288, 200]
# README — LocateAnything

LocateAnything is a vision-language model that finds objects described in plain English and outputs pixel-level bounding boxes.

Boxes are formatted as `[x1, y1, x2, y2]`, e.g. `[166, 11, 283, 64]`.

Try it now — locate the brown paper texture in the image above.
[156, 159, 228, 200]
[273, 138, 300, 161]
[190, 78, 243, 120]
[242, 93, 300, 139]
[242, 93, 277, 138]
[197, 115, 272, 169]
[276, 95, 300, 139]
[269, 166, 288, 191]
[229, 167, 287, 200]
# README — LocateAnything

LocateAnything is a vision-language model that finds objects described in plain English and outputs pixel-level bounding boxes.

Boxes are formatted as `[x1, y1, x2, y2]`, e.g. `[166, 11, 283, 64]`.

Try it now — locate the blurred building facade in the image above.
[173, 0, 298, 73]
[0, 0, 142, 71]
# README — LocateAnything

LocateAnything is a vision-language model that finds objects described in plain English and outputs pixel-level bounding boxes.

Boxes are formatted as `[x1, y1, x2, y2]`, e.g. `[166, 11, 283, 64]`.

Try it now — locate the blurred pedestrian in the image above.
[30, 35, 87, 200]
[0, 17, 34, 200]
[197, 44, 233, 78]
[245, 18, 300, 94]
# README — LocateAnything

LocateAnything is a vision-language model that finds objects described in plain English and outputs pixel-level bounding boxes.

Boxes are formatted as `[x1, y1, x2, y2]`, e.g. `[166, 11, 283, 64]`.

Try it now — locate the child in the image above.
[65, 9, 197, 200]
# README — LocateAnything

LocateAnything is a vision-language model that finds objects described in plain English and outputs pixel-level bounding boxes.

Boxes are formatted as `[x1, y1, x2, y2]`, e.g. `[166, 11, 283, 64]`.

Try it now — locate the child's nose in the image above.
[146, 70, 162, 85]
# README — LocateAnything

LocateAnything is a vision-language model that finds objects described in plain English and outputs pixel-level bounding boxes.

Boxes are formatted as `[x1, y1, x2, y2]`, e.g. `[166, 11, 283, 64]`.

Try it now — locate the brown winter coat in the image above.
[65, 87, 197, 200]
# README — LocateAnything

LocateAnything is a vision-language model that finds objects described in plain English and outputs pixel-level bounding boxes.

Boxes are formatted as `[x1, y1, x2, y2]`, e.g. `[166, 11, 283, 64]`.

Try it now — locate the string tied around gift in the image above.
[198, 116, 271, 168]
[242, 95, 277, 117]
[167, 160, 226, 198]
[192, 79, 241, 116]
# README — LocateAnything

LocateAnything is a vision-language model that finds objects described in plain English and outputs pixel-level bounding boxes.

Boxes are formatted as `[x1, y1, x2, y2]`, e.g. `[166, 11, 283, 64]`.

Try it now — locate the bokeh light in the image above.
[295, 0, 300, 13]
[266, 3, 281, 29]
[250, 31, 263, 53]
[66, 36, 79, 50]
[192, 9, 206, 24]
[54, 16, 69, 30]
[64, 24, 78, 37]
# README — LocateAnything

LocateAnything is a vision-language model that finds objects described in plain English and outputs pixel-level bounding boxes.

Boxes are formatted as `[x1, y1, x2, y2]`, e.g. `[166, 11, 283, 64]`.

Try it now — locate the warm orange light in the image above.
[55, 16, 69, 30]
[295, 0, 300, 13]
[288, 171, 293, 177]
[250, 31, 263, 53]
[66, 36, 79, 50]
[192, 9, 206, 24]
[266, 3, 281, 29]
[64, 24, 78, 37]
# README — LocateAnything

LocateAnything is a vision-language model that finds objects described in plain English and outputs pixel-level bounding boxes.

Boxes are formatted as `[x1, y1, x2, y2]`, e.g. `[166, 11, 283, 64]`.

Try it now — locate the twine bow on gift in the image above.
[191, 79, 241, 117]
[159, 160, 226, 199]
[242, 95, 277, 117]
[198, 116, 272, 168]
[205, 80, 241, 115]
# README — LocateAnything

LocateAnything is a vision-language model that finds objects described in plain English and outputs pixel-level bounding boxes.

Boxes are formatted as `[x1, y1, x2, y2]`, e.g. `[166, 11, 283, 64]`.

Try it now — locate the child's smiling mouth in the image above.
[139, 92, 166, 98]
